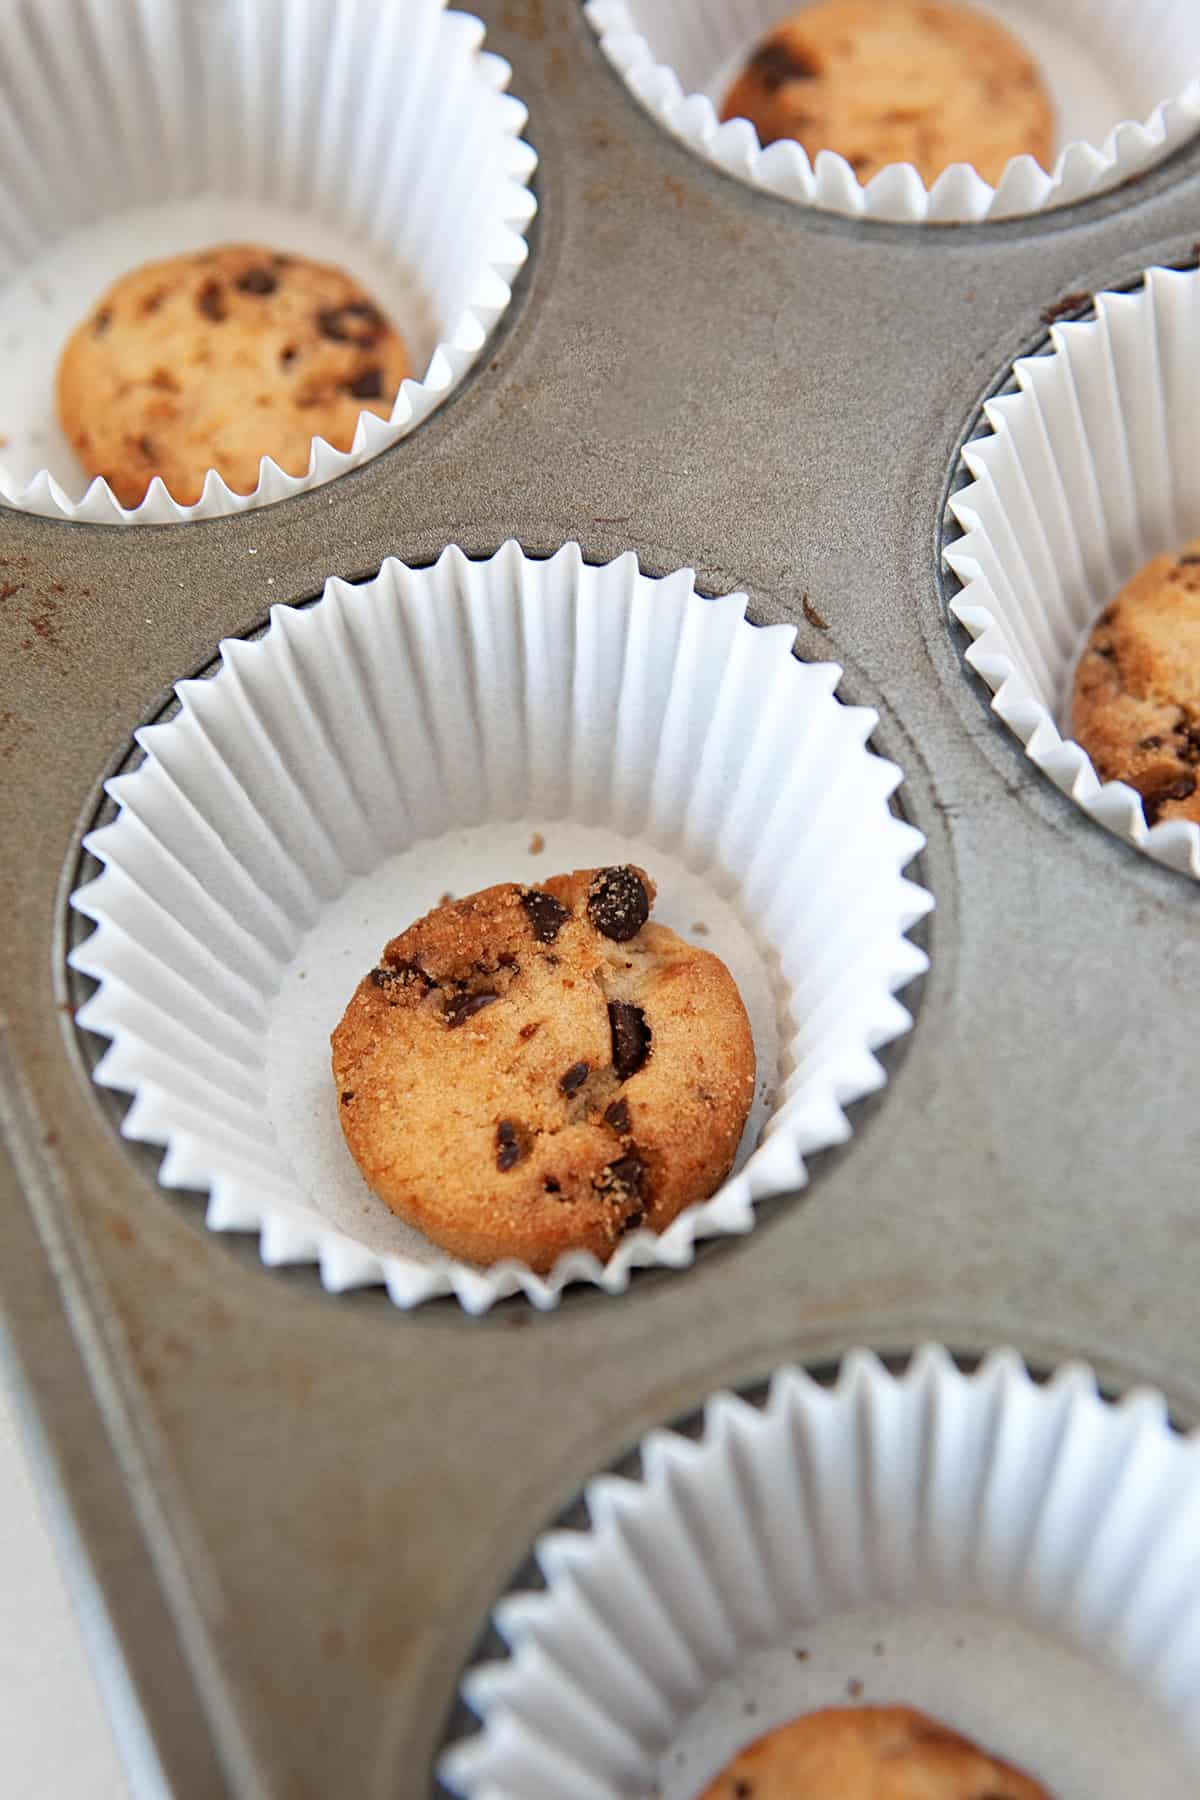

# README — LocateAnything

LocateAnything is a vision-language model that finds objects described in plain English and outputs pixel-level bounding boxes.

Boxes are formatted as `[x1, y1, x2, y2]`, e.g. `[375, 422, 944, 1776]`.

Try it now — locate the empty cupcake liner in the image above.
[68, 541, 930, 1313]
[944, 265, 1200, 880]
[585, 0, 1200, 223]
[439, 1347, 1200, 1799]
[0, 0, 536, 524]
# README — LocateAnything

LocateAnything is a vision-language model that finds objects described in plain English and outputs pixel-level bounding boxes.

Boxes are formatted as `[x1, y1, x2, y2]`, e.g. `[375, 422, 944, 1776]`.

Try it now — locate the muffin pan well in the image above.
[4, 2, 1200, 1796]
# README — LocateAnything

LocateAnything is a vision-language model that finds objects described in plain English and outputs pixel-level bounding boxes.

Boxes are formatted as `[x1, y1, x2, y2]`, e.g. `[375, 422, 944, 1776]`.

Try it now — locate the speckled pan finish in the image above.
[1, 4, 1199, 1797]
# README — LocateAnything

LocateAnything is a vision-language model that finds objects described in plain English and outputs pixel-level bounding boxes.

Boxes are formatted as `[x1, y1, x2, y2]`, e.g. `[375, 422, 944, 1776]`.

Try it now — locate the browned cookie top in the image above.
[720, 0, 1053, 188]
[698, 1704, 1052, 1799]
[56, 244, 410, 507]
[1072, 544, 1200, 827]
[330, 866, 756, 1272]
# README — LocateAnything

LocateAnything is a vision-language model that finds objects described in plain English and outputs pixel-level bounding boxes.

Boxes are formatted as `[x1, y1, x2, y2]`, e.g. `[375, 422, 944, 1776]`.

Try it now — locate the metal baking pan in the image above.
[3, 2, 1200, 1794]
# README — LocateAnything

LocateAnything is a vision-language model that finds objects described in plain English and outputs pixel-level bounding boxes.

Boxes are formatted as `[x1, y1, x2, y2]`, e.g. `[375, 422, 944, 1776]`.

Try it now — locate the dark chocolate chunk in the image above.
[587, 866, 649, 941]
[543, 1176, 562, 1194]
[317, 300, 384, 346]
[236, 265, 278, 295]
[608, 1000, 651, 1079]
[445, 990, 499, 1028]
[559, 1060, 590, 1095]
[604, 1097, 630, 1135]
[619, 1210, 644, 1235]
[1143, 773, 1197, 824]
[340, 1090, 354, 1105]
[594, 1154, 645, 1201]
[496, 1120, 522, 1171]
[750, 38, 818, 89]
[279, 344, 298, 367]
[344, 365, 383, 400]
[520, 887, 570, 942]
[196, 279, 226, 322]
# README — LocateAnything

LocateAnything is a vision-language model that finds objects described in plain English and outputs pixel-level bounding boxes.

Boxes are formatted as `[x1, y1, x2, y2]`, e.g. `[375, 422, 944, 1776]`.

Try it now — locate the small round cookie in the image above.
[720, 0, 1054, 188]
[698, 1704, 1051, 1799]
[1072, 545, 1200, 828]
[56, 244, 410, 508]
[330, 866, 756, 1272]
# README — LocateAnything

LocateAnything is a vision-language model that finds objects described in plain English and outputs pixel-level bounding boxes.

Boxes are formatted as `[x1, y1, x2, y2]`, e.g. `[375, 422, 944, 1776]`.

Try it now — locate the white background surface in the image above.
[0, 1368, 130, 1798]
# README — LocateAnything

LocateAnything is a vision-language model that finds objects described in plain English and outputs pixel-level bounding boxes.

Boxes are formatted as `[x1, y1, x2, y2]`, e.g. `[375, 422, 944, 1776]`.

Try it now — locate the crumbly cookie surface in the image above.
[720, 0, 1054, 188]
[330, 867, 756, 1272]
[56, 243, 410, 507]
[1072, 544, 1200, 827]
[697, 1704, 1051, 1799]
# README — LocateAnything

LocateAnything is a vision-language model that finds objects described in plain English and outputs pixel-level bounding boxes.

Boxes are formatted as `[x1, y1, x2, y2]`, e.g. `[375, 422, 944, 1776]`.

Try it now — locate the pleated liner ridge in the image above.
[0, 0, 535, 522]
[440, 1348, 1200, 1797]
[70, 543, 931, 1311]
[945, 266, 1200, 880]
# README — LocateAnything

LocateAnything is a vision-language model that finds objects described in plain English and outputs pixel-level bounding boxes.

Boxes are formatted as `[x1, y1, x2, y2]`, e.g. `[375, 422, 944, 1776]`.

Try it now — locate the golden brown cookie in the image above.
[330, 867, 756, 1271]
[1072, 544, 1200, 828]
[698, 1704, 1051, 1799]
[56, 244, 410, 507]
[720, 0, 1054, 187]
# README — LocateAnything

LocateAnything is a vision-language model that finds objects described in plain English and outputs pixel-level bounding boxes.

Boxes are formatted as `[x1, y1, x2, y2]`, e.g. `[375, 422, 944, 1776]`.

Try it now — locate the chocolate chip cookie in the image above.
[698, 1705, 1051, 1799]
[56, 244, 410, 507]
[330, 867, 756, 1272]
[720, 0, 1054, 188]
[1072, 545, 1200, 828]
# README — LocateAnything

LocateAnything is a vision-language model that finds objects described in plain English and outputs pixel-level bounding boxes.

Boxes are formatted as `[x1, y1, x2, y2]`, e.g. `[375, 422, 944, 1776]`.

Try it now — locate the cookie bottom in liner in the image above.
[440, 1350, 1200, 1797]
[69, 543, 930, 1312]
[945, 265, 1200, 880]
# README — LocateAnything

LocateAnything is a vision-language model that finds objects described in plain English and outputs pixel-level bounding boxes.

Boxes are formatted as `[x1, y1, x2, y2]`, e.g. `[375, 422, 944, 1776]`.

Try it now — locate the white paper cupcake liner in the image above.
[0, 0, 536, 524]
[68, 541, 930, 1313]
[585, 0, 1200, 223]
[440, 1347, 1200, 1798]
[944, 265, 1200, 880]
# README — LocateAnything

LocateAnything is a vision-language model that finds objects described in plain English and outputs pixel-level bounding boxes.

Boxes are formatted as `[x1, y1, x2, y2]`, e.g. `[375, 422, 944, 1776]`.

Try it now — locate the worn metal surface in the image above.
[2, 2, 1200, 1795]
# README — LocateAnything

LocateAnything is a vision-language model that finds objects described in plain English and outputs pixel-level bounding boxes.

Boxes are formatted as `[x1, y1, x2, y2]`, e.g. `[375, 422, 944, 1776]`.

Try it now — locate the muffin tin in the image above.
[4, 1, 1200, 1795]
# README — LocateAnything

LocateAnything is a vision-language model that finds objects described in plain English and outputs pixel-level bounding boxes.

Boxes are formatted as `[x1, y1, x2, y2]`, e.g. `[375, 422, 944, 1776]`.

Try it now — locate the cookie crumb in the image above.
[847, 1677, 864, 1698]
[439, 891, 455, 905]
[528, 831, 545, 854]
[802, 591, 829, 630]
[793, 1647, 809, 1661]
[690, 920, 709, 935]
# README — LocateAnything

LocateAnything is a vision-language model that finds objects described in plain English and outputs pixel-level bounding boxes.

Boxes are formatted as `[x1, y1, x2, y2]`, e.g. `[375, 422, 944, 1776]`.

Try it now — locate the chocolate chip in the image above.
[1142, 772, 1197, 824]
[604, 1097, 630, 1135]
[543, 1176, 561, 1194]
[317, 300, 384, 346]
[496, 1120, 521, 1170]
[236, 266, 278, 295]
[340, 1090, 354, 1105]
[520, 887, 570, 942]
[594, 1154, 644, 1201]
[734, 1781, 753, 1799]
[445, 990, 499, 1028]
[619, 1210, 644, 1235]
[1139, 735, 1163, 750]
[196, 279, 226, 322]
[608, 1001, 651, 1079]
[587, 867, 649, 941]
[137, 435, 156, 461]
[279, 344, 298, 367]
[93, 308, 112, 336]
[559, 1060, 590, 1095]
[1180, 553, 1200, 565]
[750, 38, 819, 89]
[1094, 640, 1116, 662]
[345, 365, 383, 400]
